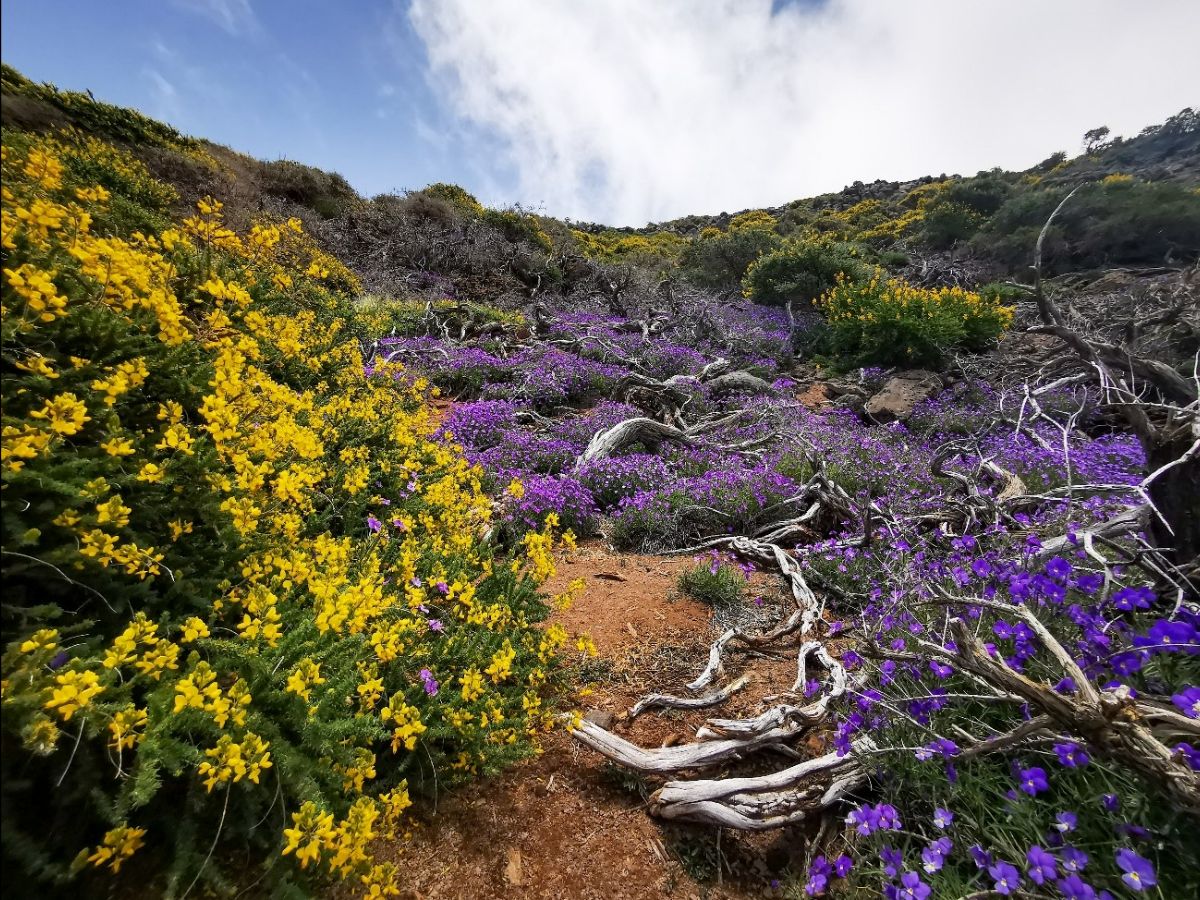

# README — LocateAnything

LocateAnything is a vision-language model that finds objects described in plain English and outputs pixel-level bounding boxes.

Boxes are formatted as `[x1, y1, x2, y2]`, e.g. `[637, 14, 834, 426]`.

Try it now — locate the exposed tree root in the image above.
[628, 673, 752, 720]
[648, 739, 874, 829]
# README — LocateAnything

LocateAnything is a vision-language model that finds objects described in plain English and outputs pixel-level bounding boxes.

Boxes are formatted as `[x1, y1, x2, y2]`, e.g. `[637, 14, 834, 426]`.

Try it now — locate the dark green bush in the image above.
[921, 202, 983, 249]
[681, 223, 780, 289]
[259, 159, 359, 218]
[742, 240, 865, 307]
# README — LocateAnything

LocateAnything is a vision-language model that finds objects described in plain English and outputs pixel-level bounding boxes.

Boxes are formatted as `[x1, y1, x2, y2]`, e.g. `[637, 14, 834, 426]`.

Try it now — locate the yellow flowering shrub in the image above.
[817, 272, 1015, 367]
[1, 129, 569, 896]
[571, 227, 687, 265]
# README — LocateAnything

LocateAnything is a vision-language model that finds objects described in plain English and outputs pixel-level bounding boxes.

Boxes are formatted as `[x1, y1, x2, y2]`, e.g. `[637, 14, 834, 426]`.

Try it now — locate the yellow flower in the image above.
[197, 732, 272, 791]
[20, 628, 59, 654]
[459, 669, 484, 702]
[29, 392, 90, 435]
[285, 658, 326, 704]
[137, 462, 165, 483]
[95, 495, 131, 528]
[75, 185, 112, 203]
[87, 825, 146, 873]
[168, 519, 194, 541]
[13, 353, 58, 379]
[380, 696, 426, 752]
[44, 669, 104, 720]
[108, 706, 149, 752]
[23, 147, 64, 189]
[282, 801, 336, 868]
[101, 436, 136, 456]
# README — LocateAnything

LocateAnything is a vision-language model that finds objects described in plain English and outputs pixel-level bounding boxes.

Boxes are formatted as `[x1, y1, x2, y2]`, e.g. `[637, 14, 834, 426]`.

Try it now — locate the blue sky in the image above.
[3, 1, 1198, 225]
[1, 0, 482, 198]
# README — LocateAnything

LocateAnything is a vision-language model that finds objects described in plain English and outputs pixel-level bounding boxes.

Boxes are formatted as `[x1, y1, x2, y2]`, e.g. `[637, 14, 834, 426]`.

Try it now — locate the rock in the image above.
[705, 370, 776, 397]
[863, 370, 943, 423]
[583, 709, 616, 730]
[798, 381, 867, 412]
[504, 848, 523, 886]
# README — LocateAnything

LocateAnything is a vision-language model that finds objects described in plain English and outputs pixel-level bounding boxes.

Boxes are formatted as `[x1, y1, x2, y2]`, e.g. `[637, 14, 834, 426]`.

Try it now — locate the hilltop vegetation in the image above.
[2, 65, 1198, 900]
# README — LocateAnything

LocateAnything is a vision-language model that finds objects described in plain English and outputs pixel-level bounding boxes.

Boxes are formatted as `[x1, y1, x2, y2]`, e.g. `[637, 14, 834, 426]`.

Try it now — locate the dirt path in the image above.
[372, 542, 818, 900]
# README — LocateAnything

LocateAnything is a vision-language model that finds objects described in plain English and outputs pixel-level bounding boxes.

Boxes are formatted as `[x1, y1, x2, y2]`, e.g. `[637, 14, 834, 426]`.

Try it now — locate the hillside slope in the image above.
[2, 65, 1198, 900]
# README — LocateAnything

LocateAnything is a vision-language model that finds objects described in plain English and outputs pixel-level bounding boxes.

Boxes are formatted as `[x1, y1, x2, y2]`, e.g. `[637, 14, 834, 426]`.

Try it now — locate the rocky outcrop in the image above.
[863, 370, 943, 423]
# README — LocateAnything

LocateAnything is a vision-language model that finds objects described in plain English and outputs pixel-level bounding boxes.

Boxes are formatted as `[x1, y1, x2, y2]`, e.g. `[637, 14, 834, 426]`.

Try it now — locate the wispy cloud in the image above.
[173, 0, 258, 37]
[409, 0, 1200, 225]
[142, 68, 183, 121]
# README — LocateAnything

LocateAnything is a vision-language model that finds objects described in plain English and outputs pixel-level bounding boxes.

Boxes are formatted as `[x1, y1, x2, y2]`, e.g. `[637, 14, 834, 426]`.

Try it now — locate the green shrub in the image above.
[356, 296, 523, 338]
[681, 221, 780, 289]
[572, 228, 686, 270]
[742, 239, 865, 308]
[877, 249, 911, 269]
[677, 559, 746, 607]
[920, 201, 983, 249]
[817, 274, 1015, 367]
[417, 183, 485, 215]
[483, 208, 554, 252]
[943, 173, 1012, 216]
[259, 159, 359, 218]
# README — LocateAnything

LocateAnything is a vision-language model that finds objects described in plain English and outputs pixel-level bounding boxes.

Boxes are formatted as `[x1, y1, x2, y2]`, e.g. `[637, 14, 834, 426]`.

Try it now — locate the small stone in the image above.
[583, 709, 616, 730]
[864, 370, 943, 423]
[504, 848, 523, 886]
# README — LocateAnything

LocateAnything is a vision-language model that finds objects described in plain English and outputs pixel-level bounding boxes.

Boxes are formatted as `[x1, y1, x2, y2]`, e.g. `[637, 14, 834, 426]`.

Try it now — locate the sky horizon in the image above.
[3, 0, 1198, 227]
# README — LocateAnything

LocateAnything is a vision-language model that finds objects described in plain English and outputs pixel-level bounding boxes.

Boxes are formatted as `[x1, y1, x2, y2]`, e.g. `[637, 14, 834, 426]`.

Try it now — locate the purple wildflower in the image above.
[1018, 766, 1049, 795]
[1055, 742, 1090, 768]
[970, 845, 992, 869]
[929, 660, 954, 679]
[988, 860, 1022, 895]
[1056, 874, 1097, 900]
[1045, 556, 1072, 580]
[1176, 742, 1200, 770]
[896, 871, 931, 900]
[880, 847, 903, 878]
[1026, 845, 1057, 885]
[1061, 846, 1089, 872]
[921, 844, 945, 874]
[1053, 810, 1078, 833]
[1115, 849, 1156, 891]
[1171, 686, 1199, 719]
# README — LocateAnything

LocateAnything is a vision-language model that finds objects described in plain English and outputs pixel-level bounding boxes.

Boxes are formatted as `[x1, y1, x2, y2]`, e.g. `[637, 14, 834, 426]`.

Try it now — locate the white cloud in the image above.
[408, 0, 1200, 225]
[142, 68, 183, 121]
[173, 0, 259, 36]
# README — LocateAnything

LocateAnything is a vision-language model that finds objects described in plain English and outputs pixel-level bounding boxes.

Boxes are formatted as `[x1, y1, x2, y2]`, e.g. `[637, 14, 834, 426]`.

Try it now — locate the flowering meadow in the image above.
[2, 70, 1197, 900]
[370, 279, 1197, 897]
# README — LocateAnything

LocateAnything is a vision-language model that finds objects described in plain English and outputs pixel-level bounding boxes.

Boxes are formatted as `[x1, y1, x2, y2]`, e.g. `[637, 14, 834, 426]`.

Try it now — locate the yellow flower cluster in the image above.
[286, 657, 327, 703]
[86, 825, 146, 874]
[173, 661, 252, 728]
[381, 694, 427, 751]
[44, 670, 104, 721]
[2, 131, 570, 897]
[198, 731, 273, 791]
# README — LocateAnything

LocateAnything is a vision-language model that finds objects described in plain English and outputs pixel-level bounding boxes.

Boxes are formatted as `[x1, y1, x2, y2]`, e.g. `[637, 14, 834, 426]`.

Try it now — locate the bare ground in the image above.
[369, 542, 828, 900]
